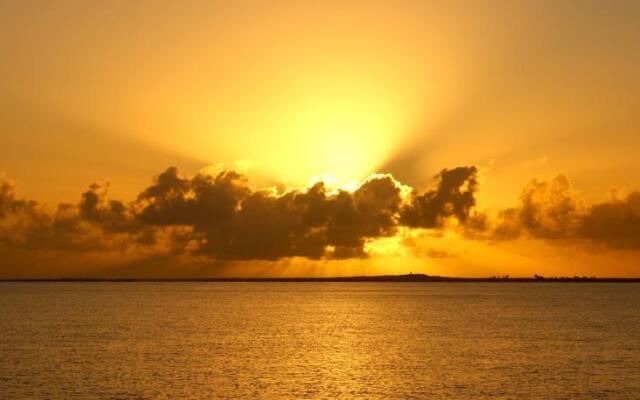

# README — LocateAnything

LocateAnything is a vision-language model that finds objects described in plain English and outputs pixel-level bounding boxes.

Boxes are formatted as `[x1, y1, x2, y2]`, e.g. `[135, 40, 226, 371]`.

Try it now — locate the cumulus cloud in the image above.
[3, 164, 639, 278]
[400, 166, 478, 228]
[0, 165, 481, 267]
[134, 169, 411, 260]
[580, 191, 640, 249]
[0, 177, 152, 254]
[488, 174, 640, 250]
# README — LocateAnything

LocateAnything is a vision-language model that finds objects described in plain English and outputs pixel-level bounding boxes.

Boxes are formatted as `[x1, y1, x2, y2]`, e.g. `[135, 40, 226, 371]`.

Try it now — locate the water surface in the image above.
[1, 282, 639, 399]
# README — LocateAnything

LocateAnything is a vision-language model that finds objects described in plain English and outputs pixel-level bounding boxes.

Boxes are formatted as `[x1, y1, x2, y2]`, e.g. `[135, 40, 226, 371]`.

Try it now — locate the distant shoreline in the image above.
[2, 274, 640, 283]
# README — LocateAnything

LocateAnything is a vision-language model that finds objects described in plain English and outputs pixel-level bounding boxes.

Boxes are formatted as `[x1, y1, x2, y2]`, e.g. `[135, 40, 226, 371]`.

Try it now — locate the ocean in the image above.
[1, 282, 639, 399]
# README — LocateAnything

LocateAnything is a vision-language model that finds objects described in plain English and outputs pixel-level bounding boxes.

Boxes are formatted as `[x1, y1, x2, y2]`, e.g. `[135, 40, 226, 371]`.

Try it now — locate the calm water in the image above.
[1, 283, 639, 399]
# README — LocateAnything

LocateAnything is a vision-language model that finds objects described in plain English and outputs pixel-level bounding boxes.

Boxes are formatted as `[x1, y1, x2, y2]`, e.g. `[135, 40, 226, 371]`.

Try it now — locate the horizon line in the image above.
[2, 274, 640, 283]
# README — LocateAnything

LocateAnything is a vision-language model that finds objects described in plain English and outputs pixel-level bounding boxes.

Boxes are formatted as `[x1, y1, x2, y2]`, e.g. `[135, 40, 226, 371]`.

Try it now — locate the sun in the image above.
[262, 91, 406, 185]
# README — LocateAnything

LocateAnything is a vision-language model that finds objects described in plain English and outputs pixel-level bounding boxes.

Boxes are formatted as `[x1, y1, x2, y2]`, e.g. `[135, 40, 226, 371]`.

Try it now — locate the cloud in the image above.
[487, 174, 640, 250]
[517, 174, 584, 239]
[0, 165, 481, 270]
[134, 169, 410, 260]
[400, 166, 478, 228]
[0, 177, 153, 254]
[580, 191, 640, 249]
[134, 167, 248, 227]
[4, 164, 640, 278]
[79, 182, 138, 233]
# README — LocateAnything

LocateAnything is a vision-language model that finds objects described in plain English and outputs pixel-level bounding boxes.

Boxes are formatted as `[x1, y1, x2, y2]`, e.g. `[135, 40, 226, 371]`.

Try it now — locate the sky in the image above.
[1, 0, 639, 278]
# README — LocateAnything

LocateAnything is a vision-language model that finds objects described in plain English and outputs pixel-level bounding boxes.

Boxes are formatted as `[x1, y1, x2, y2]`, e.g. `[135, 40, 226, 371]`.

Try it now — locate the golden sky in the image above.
[1, 1, 639, 278]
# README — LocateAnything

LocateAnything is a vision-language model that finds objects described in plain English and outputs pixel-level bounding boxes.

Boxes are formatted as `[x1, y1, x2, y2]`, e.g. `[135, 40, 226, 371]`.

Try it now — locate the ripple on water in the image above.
[1, 282, 639, 399]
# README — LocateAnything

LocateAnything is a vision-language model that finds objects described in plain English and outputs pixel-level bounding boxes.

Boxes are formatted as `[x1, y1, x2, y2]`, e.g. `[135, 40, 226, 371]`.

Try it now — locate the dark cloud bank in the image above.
[491, 174, 640, 249]
[1, 165, 640, 274]
[0, 166, 477, 261]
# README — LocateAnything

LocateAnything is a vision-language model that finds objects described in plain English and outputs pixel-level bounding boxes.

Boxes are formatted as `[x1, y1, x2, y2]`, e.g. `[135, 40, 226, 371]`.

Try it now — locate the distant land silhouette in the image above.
[2, 274, 640, 283]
